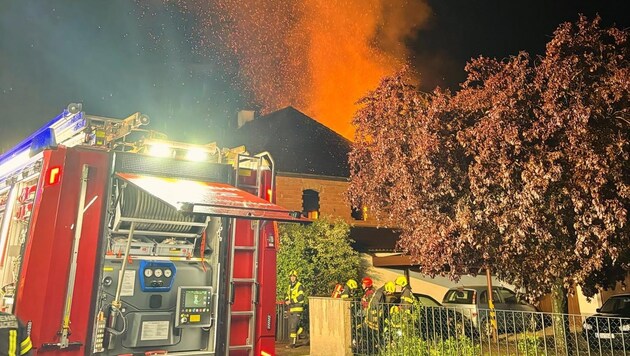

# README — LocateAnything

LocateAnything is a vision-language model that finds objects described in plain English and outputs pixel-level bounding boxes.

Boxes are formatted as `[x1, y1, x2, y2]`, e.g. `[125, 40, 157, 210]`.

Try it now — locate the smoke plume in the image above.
[170, 0, 430, 139]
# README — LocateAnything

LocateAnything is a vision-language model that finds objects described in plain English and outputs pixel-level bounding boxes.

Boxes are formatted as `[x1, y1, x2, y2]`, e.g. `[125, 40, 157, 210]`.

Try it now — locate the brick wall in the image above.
[275, 174, 377, 224]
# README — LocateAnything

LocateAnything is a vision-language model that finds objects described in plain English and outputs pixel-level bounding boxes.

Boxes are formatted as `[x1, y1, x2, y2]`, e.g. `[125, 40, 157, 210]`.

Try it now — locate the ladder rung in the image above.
[232, 278, 256, 283]
[234, 245, 256, 251]
[231, 311, 255, 317]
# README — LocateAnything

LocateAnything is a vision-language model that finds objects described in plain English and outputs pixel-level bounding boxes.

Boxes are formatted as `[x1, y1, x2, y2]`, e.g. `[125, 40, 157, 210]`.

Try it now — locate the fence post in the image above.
[309, 297, 352, 356]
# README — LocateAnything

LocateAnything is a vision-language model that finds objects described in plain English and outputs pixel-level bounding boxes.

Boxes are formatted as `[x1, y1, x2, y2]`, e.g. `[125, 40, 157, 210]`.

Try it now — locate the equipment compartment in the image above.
[155, 238, 195, 257]
[110, 235, 155, 256]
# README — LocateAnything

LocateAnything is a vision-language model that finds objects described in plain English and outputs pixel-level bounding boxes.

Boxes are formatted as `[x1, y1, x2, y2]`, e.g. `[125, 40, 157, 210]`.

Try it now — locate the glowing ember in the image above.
[165, 0, 429, 139]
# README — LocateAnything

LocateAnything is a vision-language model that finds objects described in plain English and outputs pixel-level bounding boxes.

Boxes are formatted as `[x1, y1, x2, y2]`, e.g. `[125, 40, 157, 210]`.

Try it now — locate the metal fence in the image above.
[350, 300, 630, 356]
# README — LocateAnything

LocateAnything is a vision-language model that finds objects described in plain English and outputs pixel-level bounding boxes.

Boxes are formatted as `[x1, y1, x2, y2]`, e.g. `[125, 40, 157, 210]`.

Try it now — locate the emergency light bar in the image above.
[0, 104, 85, 179]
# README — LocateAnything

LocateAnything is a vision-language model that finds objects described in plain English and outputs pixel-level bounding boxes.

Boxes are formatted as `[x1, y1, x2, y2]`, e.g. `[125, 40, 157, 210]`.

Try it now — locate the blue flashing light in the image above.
[0, 108, 82, 168]
[29, 128, 57, 157]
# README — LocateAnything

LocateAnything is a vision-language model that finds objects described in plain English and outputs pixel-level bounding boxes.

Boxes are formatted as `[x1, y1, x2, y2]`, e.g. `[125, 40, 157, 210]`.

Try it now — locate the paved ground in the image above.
[275, 342, 310, 356]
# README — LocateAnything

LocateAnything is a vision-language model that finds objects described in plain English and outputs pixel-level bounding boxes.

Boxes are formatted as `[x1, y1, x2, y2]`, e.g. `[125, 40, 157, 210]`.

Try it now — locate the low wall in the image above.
[308, 297, 352, 356]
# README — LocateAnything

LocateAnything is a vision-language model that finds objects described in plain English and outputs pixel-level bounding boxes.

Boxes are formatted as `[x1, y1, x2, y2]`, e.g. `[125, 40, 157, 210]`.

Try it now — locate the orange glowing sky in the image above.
[171, 0, 430, 140]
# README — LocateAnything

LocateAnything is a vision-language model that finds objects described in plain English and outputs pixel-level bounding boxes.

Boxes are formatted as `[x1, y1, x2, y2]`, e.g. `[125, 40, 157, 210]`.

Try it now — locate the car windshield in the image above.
[479, 290, 500, 304]
[600, 296, 630, 314]
[443, 289, 474, 304]
[498, 288, 519, 303]
[416, 294, 440, 307]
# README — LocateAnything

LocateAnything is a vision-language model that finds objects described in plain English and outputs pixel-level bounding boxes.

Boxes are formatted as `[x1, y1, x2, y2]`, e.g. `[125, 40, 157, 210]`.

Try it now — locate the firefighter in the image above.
[0, 311, 32, 356]
[284, 270, 305, 348]
[331, 282, 344, 298]
[340, 279, 358, 300]
[353, 277, 374, 352]
[361, 277, 375, 310]
[395, 275, 414, 311]
[365, 281, 395, 353]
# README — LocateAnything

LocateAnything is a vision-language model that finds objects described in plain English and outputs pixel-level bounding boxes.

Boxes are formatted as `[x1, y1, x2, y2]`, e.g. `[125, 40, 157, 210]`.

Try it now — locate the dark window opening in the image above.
[302, 189, 320, 219]
[351, 205, 368, 221]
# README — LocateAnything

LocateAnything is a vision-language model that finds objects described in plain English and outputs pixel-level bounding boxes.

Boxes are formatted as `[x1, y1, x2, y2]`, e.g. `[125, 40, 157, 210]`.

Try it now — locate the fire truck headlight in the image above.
[185, 148, 208, 162]
[148, 144, 172, 158]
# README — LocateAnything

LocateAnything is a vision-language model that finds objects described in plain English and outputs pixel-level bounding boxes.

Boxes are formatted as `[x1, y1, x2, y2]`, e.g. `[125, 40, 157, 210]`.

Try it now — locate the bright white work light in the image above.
[148, 144, 172, 158]
[185, 148, 208, 162]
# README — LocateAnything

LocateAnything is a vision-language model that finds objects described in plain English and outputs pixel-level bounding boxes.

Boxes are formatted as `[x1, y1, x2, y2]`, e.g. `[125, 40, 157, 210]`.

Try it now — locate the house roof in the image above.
[231, 107, 351, 177]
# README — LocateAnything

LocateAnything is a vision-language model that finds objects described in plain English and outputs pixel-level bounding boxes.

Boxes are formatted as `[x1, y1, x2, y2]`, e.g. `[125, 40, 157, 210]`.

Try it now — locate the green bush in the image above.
[516, 335, 546, 356]
[378, 335, 431, 356]
[429, 336, 481, 356]
[277, 217, 362, 299]
[377, 335, 481, 356]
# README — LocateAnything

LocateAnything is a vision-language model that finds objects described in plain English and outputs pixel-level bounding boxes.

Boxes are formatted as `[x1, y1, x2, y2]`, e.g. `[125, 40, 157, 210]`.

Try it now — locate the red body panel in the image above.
[8, 145, 282, 355]
[15, 147, 109, 354]
[255, 222, 278, 356]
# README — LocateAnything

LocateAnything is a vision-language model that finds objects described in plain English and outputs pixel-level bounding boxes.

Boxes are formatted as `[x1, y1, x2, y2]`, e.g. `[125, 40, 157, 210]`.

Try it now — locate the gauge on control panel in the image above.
[139, 260, 176, 292]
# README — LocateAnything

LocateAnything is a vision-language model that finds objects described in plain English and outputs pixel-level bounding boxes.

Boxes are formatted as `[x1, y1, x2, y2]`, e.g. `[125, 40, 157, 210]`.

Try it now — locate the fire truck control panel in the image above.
[175, 287, 214, 328]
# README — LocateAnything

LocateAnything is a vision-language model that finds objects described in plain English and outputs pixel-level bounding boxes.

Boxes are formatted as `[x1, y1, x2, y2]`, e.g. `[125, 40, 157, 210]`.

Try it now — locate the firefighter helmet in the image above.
[384, 281, 396, 294]
[347, 279, 358, 289]
[395, 276, 408, 287]
[289, 270, 298, 278]
[362, 277, 373, 288]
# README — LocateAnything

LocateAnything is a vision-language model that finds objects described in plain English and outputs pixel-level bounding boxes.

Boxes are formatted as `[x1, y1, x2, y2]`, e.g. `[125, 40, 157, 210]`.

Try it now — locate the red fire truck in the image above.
[0, 103, 305, 355]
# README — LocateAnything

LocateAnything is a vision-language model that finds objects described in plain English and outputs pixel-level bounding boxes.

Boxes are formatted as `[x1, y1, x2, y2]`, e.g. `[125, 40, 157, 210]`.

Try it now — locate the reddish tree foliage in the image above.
[349, 16, 629, 301]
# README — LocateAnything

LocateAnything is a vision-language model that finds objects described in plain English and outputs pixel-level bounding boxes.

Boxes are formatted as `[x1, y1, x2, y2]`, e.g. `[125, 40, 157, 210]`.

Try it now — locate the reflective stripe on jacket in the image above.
[331, 283, 343, 298]
[400, 286, 414, 311]
[0, 312, 32, 356]
[340, 285, 356, 299]
[285, 281, 305, 313]
[365, 286, 385, 330]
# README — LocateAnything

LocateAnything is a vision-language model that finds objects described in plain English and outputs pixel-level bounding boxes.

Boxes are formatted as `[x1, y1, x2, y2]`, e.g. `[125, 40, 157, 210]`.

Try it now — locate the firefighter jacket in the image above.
[285, 281, 305, 314]
[400, 285, 414, 311]
[0, 312, 32, 356]
[361, 286, 375, 309]
[340, 285, 356, 300]
[331, 283, 343, 298]
[365, 286, 386, 330]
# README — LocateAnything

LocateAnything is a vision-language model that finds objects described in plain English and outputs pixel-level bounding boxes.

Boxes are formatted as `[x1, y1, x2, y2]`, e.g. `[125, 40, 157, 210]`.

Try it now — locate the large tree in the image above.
[349, 16, 629, 311]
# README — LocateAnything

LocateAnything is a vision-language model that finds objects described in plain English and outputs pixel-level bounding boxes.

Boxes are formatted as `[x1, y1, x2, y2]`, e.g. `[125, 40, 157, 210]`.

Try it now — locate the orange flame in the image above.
[171, 0, 430, 140]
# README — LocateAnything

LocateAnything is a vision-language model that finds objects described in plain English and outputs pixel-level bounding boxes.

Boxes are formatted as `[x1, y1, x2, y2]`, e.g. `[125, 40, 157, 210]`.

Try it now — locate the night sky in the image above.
[0, 0, 627, 152]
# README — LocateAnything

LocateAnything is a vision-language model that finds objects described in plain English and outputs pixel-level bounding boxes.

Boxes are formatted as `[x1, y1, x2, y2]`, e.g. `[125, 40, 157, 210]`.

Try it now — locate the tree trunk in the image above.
[551, 280, 574, 355]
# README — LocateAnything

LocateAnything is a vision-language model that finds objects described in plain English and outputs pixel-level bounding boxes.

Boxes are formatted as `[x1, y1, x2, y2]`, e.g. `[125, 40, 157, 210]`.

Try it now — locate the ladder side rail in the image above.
[249, 220, 261, 355]
[229, 154, 264, 355]
[224, 218, 238, 355]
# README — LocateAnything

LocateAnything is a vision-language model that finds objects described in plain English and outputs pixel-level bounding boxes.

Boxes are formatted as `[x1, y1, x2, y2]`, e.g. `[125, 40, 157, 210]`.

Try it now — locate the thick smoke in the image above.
[171, 0, 430, 139]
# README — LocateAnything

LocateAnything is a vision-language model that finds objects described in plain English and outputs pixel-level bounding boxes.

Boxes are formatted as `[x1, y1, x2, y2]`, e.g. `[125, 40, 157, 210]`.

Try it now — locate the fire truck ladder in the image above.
[225, 153, 269, 355]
